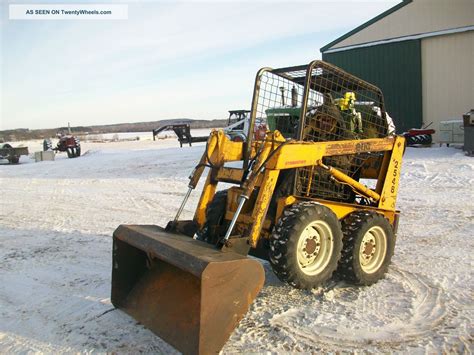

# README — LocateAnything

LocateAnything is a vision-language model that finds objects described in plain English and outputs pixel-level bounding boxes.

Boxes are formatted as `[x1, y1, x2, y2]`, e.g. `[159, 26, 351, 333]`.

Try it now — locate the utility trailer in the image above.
[152, 112, 266, 147]
[152, 124, 208, 147]
[0, 144, 29, 164]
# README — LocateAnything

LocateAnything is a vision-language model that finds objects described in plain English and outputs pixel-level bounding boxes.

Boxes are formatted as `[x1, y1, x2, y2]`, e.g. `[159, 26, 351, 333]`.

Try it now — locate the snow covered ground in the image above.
[0, 137, 472, 353]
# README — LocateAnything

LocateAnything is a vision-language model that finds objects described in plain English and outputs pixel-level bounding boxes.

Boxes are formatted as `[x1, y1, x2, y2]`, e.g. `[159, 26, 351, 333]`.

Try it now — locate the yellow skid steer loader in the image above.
[111, 60, 405, 354]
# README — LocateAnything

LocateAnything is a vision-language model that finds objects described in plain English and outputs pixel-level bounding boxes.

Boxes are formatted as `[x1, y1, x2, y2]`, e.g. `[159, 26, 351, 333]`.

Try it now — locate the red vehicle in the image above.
[402, 128, 436, 146]
[43, 134, 81, 158]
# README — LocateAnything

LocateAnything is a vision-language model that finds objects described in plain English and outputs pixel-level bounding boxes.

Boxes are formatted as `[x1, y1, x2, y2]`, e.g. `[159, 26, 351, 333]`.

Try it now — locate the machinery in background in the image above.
[0, 144, 29, 164]
[152, 124, 208, 147]
[112, 60, 405, 354]
[463, 109, 474, 156]
[152, 110, 267, 147]
[403, 127, 436, 147]
[43, 134, 81, 158]
[223, 109, 250, 142]
[224, 110, 267, 142]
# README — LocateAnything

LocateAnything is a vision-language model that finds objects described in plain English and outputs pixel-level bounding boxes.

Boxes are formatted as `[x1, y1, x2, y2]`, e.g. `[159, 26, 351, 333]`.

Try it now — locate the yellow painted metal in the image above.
[321, 164, 381, 202]
[219, 140, 244, 162]
[360, 155, 383, 179]
[223, 133, 286, 246]
[316, 199, 397, 225]
[190, 127, 403, 246]
[224, 211, 272, 231]
[241, 132, 285, 199]
[189, 131, 218, 189]
[375, 151, 392, 193]
[193, 131, 225, 227]
[275, 195, 298, 223]
[225, 187, 243, 213]
[192, 131, 248, 226]
[216, 167, 244, 184]
[247, 169, 280, 248]
[305, 165, 316, 196]
[268, 137, 395, 170]
[274, 196, 397, 230]
[378, 135, 405, 211]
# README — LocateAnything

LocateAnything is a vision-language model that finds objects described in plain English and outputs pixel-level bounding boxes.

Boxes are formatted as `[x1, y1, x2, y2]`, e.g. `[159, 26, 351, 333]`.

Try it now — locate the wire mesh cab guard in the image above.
[245, 60, 391, 203]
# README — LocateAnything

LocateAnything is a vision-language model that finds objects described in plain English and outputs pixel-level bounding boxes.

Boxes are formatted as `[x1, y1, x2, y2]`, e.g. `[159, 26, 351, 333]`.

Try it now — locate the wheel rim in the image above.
[296, 220, 334, 276]
[359, 226, 387, 274]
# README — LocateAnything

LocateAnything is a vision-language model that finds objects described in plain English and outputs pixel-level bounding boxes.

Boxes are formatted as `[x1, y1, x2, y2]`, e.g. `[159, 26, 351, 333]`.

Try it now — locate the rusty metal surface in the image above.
[111, 225, 265, 355]
[114, 225, 252, 276]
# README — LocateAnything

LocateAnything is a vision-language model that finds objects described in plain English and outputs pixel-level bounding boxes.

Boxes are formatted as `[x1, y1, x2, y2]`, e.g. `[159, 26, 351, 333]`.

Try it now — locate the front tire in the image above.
[269, 201, 343, 289]
[337, 210, 395, 285]
[197, 190, 228, 245]
[43, 139, 52, 151]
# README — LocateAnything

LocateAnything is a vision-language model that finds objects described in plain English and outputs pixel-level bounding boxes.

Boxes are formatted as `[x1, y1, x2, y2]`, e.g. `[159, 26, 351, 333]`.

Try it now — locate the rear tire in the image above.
[8, 156, 19, 164]
[269, 201, 343, 289]
[337, 210, 395, 285]
[74, 137, 81, 157]
[67, 147, 74, 158]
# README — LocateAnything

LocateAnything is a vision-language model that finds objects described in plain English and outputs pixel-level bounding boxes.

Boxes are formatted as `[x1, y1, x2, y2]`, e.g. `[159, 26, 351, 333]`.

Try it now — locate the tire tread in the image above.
[269, 201, 342, 289]
[337, 210, 395, 285]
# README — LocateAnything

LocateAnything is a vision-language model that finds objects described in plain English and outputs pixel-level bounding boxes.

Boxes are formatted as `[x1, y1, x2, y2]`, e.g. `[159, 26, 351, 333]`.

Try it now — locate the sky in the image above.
[1, 0, 399, 130]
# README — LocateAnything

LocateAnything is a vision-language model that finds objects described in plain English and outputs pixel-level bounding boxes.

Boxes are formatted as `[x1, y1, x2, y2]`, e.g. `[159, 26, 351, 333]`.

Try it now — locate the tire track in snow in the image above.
[117, 179, 142, 211]
[0, 333, 73, 353]
[269, 266, 447, 349]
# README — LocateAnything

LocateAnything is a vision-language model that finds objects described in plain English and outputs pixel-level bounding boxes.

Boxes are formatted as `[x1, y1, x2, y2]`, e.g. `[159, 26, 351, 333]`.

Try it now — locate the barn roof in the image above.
[320, 1, 412, 52]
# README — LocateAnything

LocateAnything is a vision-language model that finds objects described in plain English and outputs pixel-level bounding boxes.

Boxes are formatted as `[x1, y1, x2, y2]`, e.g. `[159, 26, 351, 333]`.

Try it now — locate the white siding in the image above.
[421, 30, 474, 142]
[332, 0, 474, 49]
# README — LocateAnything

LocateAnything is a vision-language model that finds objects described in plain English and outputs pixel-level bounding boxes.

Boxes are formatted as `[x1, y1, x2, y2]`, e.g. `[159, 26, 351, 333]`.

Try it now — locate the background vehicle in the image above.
[152, 110, 266, 147]
[152, 124, 208, 147]
[224, 109, 267, 142]
[0, 144, 28, 164]
[111, 60, 404, 354]
[43, 134, 81, 158]
[403, 127, 436, 146]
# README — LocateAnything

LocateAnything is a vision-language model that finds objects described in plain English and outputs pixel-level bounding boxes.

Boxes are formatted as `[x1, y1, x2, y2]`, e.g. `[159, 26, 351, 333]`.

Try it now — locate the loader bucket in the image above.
[111, 224, 265, 355]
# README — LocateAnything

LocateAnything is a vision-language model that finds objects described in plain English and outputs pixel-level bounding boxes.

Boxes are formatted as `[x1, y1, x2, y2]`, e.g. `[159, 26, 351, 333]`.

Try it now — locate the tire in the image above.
[67, 147, 74, 158]
[8, 156, 19, 164]
[2, 143, 12, 149]
[269, 201, 343, 289]
[337, 210, 395, 285]
[43, 139, 52, 151]
[404, 134, 432, 147]
[197, 190, 228, 245]
[74, 138, 81, 157]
